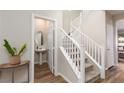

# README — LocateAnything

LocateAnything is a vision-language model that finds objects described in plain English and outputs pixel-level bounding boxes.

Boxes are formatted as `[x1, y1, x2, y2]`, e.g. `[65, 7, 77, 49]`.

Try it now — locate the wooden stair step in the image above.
[85, 69, 100, 83]
[85, 62, 93, 72]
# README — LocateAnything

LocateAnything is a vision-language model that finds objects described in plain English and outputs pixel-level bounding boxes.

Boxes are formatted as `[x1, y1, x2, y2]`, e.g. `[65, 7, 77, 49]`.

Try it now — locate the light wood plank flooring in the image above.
[34, 63, 67, 83]
[34, 61, 124, 83]
[95, 61, 124, 83]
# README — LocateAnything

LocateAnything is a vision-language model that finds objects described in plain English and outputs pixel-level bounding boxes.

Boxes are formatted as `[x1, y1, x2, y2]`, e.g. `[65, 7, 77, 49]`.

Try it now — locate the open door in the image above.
[47, 21, 55, 74]
[106, 20, 115, 69]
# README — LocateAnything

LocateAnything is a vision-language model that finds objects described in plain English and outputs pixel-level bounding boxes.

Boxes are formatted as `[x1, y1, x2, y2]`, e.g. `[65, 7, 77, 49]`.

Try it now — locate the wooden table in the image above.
[0, 60, 29, 83]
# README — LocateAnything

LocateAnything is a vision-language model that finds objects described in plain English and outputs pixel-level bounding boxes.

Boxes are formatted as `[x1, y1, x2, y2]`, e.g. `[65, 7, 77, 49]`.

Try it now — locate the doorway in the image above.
[117, 19, 124, 62]
[32, 15, 56, 82]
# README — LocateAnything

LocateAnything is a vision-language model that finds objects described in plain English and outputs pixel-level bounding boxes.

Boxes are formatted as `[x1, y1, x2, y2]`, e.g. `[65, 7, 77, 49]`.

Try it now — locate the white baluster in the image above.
[74, 47, 77, 70]
[80, 45, 85, 83]
[86, 37, 88, 51]
[72, 43, 74, 65]
[98, 47, 100, 65]
[77, 50, 80, 71]
[92, 41, 94, 57]
[95, 44, 97, 61]
[100, 48, 105, 79]
[89, 40, 91, 56]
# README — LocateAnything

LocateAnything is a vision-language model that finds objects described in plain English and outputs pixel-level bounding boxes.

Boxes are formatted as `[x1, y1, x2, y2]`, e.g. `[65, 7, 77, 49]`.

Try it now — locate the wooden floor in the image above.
[34, 61, 124, 83]
[34, 63, 67, 83]
[95, 61, 124, 83]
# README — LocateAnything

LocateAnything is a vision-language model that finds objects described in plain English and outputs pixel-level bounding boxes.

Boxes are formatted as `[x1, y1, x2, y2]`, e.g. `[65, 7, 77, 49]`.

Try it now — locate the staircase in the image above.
[59, 28, 85, 82]
[58, 11, 105, 83]
[85, 58, 100, 82]
[70, 11, 105, 82]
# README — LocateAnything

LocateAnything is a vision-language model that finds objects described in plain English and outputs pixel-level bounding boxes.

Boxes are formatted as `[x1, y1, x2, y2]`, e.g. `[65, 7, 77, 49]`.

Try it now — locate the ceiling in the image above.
[109, 10, 124, 31]
[107, 10, 124, 15]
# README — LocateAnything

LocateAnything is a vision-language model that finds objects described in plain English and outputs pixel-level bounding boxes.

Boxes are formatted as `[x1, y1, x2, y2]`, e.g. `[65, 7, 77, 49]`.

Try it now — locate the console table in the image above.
[0, 60, 29, 83]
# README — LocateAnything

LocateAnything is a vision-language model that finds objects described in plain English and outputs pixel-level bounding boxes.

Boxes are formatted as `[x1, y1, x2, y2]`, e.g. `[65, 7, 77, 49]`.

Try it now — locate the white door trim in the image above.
[31, 14, 58, 82]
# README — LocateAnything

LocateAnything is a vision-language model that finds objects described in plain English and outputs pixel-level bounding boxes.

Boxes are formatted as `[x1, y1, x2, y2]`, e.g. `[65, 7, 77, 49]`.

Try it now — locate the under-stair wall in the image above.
[57, 48, 79, 83]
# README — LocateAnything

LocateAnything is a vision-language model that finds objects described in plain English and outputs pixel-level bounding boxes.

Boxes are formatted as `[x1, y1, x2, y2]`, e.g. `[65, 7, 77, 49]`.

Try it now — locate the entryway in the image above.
[32, 15, 57, 82]
[117, 19, 124, 62]
[97, 16, 124, 83]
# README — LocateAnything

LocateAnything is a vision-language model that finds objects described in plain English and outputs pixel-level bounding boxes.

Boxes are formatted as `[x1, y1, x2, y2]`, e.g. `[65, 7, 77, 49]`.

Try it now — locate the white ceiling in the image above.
[108, 10, 124, 31]
[108, 10, 124, 15]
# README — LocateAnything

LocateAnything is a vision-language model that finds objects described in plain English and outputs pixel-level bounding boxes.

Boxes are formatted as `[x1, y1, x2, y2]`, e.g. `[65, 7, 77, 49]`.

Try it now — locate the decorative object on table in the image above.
[3, 39, 26, 65]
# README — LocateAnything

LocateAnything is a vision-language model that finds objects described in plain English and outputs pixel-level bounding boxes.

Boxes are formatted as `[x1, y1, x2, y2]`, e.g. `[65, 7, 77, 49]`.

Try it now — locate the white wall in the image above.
[58, 48, 79, 83]
[63, 10, 80, 32]
[0, 10, 63, 82]
[82, 10, 106, 47]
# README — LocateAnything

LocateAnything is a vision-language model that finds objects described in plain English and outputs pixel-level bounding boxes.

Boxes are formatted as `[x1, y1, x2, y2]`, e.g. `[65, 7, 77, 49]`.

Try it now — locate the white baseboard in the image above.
[57, 73, 72, 83]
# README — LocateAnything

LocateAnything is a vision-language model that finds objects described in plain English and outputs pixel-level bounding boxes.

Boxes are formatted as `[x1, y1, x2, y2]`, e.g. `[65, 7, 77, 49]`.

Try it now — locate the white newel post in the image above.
[100, 48, 105, 79]
[80, 45, 85, 83]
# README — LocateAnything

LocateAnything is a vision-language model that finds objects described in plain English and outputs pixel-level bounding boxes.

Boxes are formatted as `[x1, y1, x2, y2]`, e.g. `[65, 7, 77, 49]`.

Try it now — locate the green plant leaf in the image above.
[13, 47, 17, 55]
[3, 39, 15, 56]
[17, 44, 26, 56]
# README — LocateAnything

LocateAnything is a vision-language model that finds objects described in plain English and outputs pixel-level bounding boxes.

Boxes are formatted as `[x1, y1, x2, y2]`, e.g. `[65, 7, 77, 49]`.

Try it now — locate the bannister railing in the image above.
[70, 12, 105, 79]
[59, 28, 85, 82]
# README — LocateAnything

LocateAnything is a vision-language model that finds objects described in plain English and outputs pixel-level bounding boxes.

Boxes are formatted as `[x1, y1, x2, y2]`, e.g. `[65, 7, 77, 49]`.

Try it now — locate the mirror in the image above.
[35, 31, 43, 48]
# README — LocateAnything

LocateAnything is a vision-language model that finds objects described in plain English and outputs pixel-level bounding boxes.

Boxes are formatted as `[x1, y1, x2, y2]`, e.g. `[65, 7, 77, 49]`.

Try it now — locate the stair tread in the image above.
[85, 62, 93, 69]
[85, 69, 100, 82]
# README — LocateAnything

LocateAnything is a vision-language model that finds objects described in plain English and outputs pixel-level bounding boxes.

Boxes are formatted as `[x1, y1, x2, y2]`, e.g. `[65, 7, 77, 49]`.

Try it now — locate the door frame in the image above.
[113, 19, 124, 66]
[31, 14, 58, 82]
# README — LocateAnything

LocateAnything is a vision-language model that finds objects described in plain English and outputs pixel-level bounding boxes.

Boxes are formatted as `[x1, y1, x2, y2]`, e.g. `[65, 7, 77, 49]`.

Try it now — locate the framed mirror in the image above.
[35, 31, 43, 47]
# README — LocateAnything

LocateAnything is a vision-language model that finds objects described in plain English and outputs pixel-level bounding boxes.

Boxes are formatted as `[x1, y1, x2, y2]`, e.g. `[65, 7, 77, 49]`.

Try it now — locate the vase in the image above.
[10, 56, 21, 65]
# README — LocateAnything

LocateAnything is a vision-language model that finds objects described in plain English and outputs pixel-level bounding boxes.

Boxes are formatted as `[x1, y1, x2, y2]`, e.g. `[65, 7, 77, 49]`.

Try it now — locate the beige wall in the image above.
[82, 10, 106, 47]
[63, 10, 80, 32]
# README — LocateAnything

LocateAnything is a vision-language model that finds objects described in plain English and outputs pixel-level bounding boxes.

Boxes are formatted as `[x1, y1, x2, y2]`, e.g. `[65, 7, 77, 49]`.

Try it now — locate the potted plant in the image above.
[3, 39, 26, 65]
